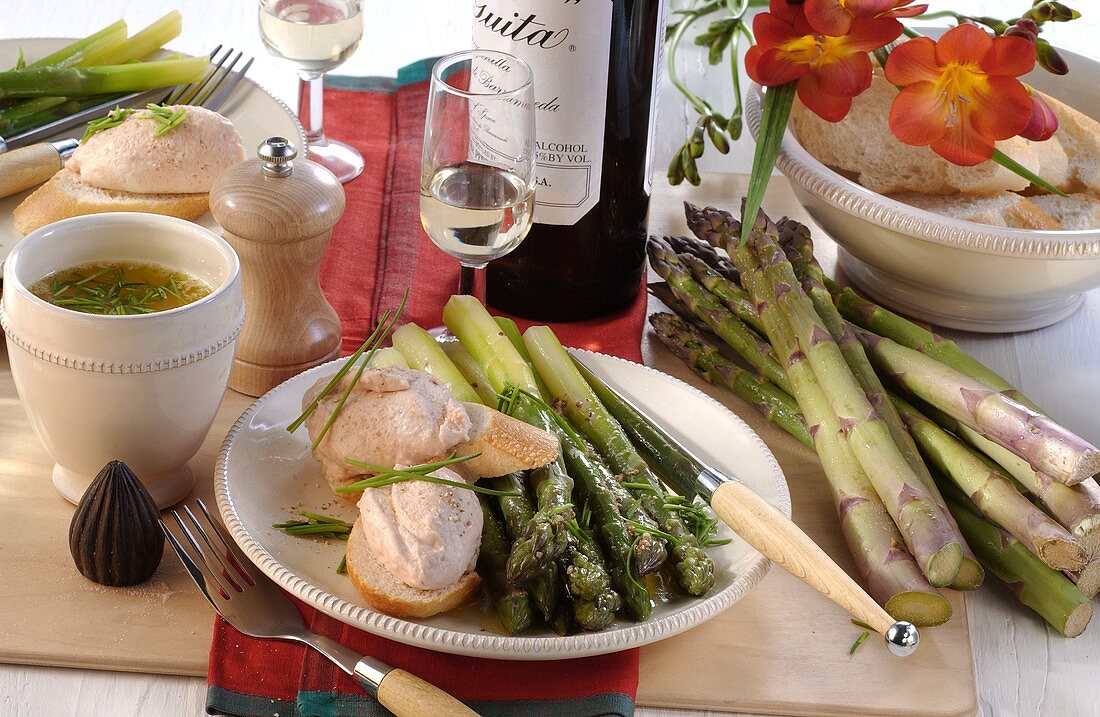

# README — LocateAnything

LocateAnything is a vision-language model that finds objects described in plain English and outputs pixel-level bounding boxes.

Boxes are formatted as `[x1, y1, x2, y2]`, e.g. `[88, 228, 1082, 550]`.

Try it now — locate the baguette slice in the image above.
[450, 402, 559, 481]
[889, 191, 1063, 230]
[345, 518, 481, 619]
[1029, 193, 1100, 230]
[13, 169, 209, 235]
[1042, 94, 1100, 194]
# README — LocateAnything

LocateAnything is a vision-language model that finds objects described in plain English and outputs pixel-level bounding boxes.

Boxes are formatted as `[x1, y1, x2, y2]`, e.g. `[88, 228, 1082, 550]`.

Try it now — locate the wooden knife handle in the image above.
[710, 480, 904, 640]
[376, 668, 481, 717]
[0, 143, 62, 199]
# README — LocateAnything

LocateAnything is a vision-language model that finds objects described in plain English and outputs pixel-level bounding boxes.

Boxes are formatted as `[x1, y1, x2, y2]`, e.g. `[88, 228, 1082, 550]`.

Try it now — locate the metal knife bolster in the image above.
[695, 466, 730, 502]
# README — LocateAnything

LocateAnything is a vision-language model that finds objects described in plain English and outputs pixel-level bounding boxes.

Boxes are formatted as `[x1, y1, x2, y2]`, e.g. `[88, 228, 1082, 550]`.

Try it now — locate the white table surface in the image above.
[3, 2, 1099, 716]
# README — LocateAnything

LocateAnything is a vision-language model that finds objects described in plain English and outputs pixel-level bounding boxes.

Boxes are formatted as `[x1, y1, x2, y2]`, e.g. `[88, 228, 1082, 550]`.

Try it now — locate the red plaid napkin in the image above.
[206, 62, 647, 717]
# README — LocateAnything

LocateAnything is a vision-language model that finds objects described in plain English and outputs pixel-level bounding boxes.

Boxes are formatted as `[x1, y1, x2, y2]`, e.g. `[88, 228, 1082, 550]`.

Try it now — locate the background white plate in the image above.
[0, 38, 306, 262]
[215, 349, 792, 659]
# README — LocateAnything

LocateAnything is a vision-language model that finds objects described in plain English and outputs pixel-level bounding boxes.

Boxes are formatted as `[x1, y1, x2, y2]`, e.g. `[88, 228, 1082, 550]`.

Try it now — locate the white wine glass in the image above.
[419, 50, 536, 302]
[258, 0, 365, 183]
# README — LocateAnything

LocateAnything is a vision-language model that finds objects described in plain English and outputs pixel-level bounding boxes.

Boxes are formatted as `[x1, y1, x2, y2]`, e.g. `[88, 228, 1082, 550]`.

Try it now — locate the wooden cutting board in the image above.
[0, 176, 977, 717]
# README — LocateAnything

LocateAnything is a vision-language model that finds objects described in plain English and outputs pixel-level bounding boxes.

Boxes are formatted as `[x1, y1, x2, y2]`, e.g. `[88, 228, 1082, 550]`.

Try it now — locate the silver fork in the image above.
[161, 499, 480, 717]
[0, 46, 255, 199]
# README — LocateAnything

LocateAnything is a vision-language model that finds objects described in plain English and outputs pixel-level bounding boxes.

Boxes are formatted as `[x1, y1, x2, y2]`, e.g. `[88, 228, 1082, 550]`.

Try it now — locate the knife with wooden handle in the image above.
[573, 356, 921, 656]
[0, 88, 157, 199]
[0, 139, 78, 199]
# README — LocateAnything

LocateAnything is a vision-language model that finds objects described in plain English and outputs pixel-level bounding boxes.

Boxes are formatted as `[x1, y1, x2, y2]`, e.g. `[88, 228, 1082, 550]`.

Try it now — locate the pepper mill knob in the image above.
[209, 137, 345, 397]
[258, 137, 296, 177]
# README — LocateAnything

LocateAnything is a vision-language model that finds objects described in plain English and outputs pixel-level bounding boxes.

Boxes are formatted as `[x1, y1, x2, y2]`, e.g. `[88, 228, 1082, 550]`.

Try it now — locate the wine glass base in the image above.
[307, 138, 364, 183]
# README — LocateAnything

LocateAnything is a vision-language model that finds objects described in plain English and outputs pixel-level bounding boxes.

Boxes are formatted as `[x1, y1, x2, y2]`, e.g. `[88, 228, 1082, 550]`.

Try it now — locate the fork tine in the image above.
[170, 510, 237, 597]
[160, 46, 226, 105]
[196, 498, 257, 586]
[161, 515, 233, 600]
[181, 505, 245, 591]
[171, 47, 234, 106]
[202, 56, 252, 112]
[192, 50, 242, 106]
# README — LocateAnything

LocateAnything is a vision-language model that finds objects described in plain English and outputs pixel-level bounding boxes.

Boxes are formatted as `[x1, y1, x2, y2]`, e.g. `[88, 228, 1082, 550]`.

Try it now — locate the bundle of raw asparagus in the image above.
[370, 300, 725, 635]
[0, 13, 206, 138]
[645, 202, 1099, 638]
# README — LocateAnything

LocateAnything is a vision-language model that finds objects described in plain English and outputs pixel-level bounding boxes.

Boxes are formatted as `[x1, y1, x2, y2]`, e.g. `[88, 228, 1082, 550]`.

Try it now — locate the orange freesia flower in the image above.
[884, 24, 1036, 165]
[804, 0, 927, 37]
[746, 0, 903, 121]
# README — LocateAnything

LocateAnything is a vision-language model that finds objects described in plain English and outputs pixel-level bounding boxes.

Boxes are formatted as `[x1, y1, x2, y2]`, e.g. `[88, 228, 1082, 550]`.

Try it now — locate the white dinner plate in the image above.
[0, 38, 306, 262]
[215, 349, 791, 659]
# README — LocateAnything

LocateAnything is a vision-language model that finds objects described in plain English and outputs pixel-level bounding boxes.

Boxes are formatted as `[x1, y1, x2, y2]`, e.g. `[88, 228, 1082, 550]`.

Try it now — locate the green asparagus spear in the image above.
[664, 234, 740, 283]
[917, 396, 1100, 558]
[0, 56, 208, 99]
[391, 323, 480, 402]
[892, 394, 1086, 572]
[365, 346, 409, 369]
[525, 325, 716, 594]
[77, 12, 183, 67]
[679, 252, 765, 335]
[490, 312, 666, 577]
[444, 296, 645, 620]
[477, 497, 534, 635]
[944, 492, 1092, 637]
[27, 20, 127, 69]
[851, 324, 1100, 487]
[745, 210, 963, 587]
[687, 202, 962, 588]
[488, 472, 561, 622]
[828, 281, 1019, 401]
[778, 219, 982, 591]
[441, 341, 500, 405]
[648, 237, 791, 395]
[648, 312, 813, 448]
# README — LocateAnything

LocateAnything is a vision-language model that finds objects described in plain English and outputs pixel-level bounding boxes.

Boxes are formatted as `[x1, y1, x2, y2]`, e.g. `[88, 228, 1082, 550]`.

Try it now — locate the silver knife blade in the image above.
[571, 354, 733, 501]
[0, 88, 164, 153]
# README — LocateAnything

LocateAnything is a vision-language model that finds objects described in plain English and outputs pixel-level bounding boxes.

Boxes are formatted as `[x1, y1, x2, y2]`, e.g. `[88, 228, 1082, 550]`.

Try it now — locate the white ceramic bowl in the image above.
[746, 42, 1100, 333]
[1, 213, 244, 507]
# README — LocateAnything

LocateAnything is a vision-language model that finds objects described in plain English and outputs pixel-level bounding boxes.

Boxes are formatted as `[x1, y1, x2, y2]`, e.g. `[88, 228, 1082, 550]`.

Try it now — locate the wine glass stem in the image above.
[298, 71, 326, 146]
[458, 264, 486, 301]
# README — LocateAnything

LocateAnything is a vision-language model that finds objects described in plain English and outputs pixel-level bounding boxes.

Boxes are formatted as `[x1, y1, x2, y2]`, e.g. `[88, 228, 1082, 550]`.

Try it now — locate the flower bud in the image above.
[1049, 2, 1080, 22]
[1031, 2, 1056, 22]
[1019, 88, 1059, 142]
[706, 120, 730, 154]
[1037, 38, 1070, 75]
[1004, 18, 1039, 43]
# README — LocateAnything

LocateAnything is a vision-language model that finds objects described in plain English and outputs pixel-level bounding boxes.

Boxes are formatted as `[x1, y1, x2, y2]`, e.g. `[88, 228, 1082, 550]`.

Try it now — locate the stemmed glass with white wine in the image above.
[259, 0, 364, 183]
[420, 50, 536, 304]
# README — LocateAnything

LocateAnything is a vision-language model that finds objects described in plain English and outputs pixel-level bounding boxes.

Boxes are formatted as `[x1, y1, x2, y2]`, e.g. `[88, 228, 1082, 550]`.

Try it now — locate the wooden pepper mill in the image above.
[210, 137, 344, 397]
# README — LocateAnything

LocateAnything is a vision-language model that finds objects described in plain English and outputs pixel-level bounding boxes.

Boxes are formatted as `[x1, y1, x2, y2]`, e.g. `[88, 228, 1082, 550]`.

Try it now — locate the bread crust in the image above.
[345, 519, 481, 619]
[13, 169, 209, 235]
[450, 402, 559, 480]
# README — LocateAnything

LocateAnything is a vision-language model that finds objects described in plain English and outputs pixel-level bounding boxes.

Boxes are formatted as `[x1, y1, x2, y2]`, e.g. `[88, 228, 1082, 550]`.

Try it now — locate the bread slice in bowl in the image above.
[889, 191, 1063, 230]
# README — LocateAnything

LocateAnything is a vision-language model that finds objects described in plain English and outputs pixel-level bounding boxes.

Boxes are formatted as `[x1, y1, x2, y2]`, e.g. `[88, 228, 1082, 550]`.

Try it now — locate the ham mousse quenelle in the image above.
[300, 366, 559, 619]
[14, 105, 245, 233]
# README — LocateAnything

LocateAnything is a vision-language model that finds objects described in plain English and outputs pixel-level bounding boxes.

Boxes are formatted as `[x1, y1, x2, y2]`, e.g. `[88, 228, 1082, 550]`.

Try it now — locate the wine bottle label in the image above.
[472, 0, 612, 226]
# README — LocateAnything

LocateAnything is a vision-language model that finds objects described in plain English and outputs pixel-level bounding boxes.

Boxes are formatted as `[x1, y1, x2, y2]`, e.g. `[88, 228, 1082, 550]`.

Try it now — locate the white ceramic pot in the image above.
[1, 213, 244, 507]
[746, 38, 1100, 333]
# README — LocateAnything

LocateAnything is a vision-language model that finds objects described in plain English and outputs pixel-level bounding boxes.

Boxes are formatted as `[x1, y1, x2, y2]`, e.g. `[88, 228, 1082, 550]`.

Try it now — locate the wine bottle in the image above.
[472, 0, 666, 320]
